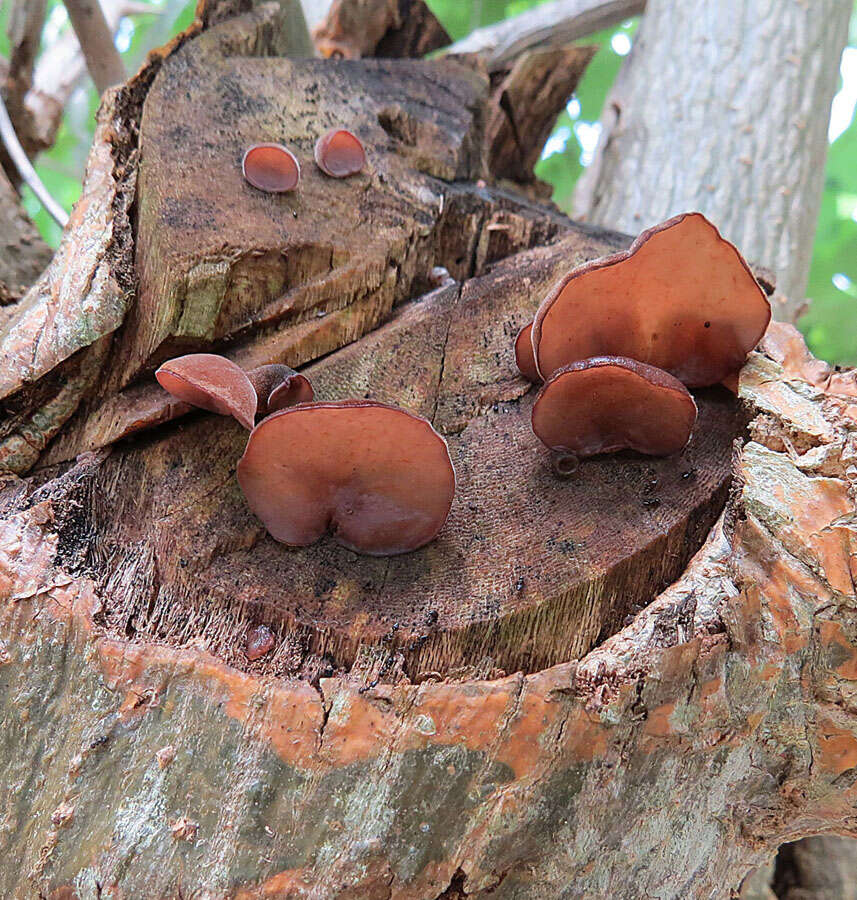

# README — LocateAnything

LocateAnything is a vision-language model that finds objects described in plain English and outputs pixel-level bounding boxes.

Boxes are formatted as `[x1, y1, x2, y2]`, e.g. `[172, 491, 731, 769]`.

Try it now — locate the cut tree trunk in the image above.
[2, 3, 857, 898]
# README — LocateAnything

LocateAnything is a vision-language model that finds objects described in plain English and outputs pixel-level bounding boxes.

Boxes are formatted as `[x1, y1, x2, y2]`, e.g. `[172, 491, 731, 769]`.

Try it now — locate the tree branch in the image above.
[0, 91, 68, 226]
[62, 0, 126, 95]
[445, 0, 646, 70]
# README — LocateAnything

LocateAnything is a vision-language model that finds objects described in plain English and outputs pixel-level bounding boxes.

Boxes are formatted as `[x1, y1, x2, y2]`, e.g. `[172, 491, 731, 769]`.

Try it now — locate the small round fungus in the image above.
[242, 143, 300, 192]
[314, 129, 366, 178]
[237, 401, 455, 555]
[246, 364, 314, 417]
[515, 322, 539, 382]
[531, 212, 771, 387]
[155, 354, 257, 430]
[245, 624, 276, 661]
[531, 356, 698, 459]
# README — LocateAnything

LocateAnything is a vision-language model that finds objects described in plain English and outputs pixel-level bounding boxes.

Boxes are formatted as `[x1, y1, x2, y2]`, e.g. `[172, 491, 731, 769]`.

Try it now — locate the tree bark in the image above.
[573, 0, 852, 316]
[2, 3, 857, 898]
[573, 2, 857, 892]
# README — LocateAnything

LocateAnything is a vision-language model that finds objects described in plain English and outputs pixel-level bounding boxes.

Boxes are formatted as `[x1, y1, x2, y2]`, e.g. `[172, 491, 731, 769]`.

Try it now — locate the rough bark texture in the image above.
[2, 3, 857, 898]
[2, 319, 857, 898]
[573, 0, 852, 315]
[313, 0, 450, 60]
[573, 1, 857, 889]
[486, 44, 597, 183]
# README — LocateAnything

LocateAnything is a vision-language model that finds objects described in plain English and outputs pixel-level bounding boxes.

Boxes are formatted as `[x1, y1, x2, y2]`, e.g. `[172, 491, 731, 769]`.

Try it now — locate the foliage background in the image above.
[2, 0, 856, 363]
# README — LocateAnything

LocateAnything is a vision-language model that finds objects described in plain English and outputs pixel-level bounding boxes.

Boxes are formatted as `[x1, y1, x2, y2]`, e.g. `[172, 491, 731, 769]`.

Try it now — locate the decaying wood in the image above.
[3, 3, 857, 897]
[0, 6, 581, 477]
[2, 317, 857, 897]
[486, 44, 596, 183]
[22, 234, 738, 681]
[314, 0, 450, 60]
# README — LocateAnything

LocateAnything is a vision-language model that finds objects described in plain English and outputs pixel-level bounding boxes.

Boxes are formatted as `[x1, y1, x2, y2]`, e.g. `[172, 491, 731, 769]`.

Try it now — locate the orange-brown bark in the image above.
[2, 3, 855, 898]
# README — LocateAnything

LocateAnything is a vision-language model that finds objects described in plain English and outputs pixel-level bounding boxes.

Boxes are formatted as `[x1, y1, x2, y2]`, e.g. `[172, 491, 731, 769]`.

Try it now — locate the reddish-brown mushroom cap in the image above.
[314, 129, 366, 178]
[246, 364, 314, 416]
[155, 354, 257, 430]
[531, 212, 771, 387]
[237, 401, 455, 556]
[515, 322, 539, 382]
[531, 356, 698, 458]
[242, 143, 300, 192]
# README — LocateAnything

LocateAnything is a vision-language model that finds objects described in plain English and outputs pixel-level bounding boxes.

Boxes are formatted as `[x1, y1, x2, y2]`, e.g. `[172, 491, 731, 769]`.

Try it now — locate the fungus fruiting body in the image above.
[242, 143, 300, 192]
[237, 401, 455, 555]
[531, 356, 698, 459]
[155, 354, 257, 430]
[531, 212, 771, 387]
[245, 625, 276, 661]
[514, 323, 539, 382]
[314, 129, 366, 177]
[246, 364, 314, 416]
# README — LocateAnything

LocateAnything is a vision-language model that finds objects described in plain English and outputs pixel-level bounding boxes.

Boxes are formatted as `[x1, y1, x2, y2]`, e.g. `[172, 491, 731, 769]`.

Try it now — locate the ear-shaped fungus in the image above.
[237, 401, 455, 555]
[314, 129, 366, 178]
[156, 354, 257, 430]
[515, 322, 539, 382]
[246, 364, 314, 416]
[531, 356, 698, 459]
[242, 143, 300, 192]
[531, 212, 771, 387]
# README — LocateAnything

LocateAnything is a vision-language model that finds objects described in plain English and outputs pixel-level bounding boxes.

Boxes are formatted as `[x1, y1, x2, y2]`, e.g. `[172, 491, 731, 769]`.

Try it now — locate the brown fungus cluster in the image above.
[518, 212, 771, 463]
[156, 356, 455, 557]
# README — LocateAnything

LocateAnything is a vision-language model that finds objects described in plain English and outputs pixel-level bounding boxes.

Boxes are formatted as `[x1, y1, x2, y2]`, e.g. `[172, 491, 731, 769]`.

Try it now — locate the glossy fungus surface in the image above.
[314, 129, 366, 178]
[532, 212, 771, 387]
[242, 143, 300, 192]
[247, 364, 314, 416]
[532, 356, 698, 458]
[237, 401, 455, 555]
[156, 354, 257, 430]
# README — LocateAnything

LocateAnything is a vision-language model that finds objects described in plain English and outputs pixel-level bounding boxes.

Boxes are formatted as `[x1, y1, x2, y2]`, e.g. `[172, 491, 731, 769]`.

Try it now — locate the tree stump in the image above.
[2, 5, 857, 898]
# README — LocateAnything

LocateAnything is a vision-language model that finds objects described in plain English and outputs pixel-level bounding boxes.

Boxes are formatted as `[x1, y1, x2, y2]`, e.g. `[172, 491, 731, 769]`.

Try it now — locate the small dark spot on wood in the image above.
[704, 321, 711, 328]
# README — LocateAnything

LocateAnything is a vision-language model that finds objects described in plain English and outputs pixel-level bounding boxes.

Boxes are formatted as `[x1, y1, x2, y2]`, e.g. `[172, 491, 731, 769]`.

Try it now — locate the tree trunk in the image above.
[2, 3, 857, 898]
[574, 2, 857, 893]
[573, 0, 852, 316]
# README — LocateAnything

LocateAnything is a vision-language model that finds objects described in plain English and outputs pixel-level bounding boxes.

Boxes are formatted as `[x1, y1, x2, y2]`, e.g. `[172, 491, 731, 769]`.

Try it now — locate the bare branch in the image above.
[23, 1, 158, 155]
[62, 0, 126, 95]
[446, 0, 646, 70]
[0, 91, 69, 227]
